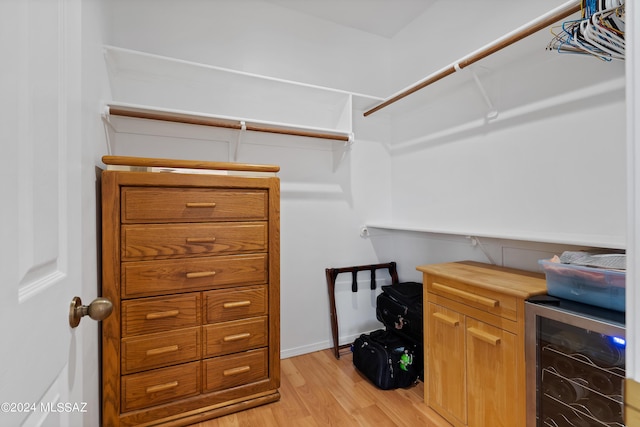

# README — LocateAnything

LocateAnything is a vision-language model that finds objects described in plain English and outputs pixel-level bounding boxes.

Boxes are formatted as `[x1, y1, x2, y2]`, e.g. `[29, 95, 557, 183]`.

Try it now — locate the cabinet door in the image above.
[466, 318, 517, 427]
[427, 303, 466, 425]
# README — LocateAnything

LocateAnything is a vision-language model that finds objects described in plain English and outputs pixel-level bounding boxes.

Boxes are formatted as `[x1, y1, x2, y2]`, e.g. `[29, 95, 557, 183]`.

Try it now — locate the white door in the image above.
[0, 1, 93, 426]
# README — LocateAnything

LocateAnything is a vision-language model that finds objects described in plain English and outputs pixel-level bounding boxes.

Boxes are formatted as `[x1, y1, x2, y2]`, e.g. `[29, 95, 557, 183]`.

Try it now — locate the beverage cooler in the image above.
[525, 295, 626, 427]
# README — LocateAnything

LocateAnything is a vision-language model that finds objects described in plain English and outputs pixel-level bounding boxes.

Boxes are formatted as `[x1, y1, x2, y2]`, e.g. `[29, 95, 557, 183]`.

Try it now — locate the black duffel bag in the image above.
[352, 329, 420, 390]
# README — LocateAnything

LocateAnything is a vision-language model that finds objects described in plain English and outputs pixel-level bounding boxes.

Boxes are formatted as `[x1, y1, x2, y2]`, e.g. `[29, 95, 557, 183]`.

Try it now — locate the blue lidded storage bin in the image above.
[538, 259, 626, 312]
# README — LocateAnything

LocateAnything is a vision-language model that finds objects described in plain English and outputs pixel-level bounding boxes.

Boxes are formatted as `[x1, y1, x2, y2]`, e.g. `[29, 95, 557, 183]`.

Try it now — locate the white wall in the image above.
[102, 0, 628, 360]
[104, 0, 393, 96]
[388, 1, 577, 89]
[383, 0, 627, 265]
[388, 95, 626, 248]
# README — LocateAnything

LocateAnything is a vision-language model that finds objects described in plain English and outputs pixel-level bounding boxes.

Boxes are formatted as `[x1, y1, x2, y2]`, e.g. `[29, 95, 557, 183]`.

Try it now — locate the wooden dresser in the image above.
[417, 261, 547, 427]
[100, 156, 280, 426]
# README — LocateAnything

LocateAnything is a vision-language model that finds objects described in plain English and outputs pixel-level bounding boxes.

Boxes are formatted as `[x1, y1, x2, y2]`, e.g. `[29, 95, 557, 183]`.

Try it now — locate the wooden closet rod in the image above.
[364, 0, 581, 117]
[107, 104, 352, 142]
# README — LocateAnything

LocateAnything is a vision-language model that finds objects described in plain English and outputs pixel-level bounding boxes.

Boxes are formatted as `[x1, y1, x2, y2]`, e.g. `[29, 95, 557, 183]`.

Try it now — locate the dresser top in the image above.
[102, 155, 280, 174]
[417, 260, 547, 298]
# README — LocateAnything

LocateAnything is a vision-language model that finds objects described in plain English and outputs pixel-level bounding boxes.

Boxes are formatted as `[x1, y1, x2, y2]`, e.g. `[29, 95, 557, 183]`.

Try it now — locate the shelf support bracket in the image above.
[466, 235, 498, 265]
[455, 64, 499, 121]
[233, 121, 246, 161]
[101, 105, 115, 155]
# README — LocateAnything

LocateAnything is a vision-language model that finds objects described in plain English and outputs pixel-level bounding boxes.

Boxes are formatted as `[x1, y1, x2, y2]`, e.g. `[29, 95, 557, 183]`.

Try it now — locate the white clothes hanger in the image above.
[547, 0, 625, 61]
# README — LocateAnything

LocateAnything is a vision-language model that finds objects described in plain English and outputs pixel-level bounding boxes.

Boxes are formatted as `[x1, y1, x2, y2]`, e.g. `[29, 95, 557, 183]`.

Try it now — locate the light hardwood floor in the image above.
[189, 348, 451, 427]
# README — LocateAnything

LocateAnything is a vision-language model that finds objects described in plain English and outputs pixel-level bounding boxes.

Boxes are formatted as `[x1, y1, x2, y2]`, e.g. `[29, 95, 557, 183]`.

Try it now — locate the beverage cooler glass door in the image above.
[525, 297, 626, 427]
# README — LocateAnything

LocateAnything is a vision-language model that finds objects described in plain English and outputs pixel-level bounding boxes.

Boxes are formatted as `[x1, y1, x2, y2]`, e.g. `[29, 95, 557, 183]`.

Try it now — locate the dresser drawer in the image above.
[121, 187, 268, 223]
[121, 361, 201, 412]
[121, 293, 200, 337]
[121, 327, 201, 375]
[426, 275, 517, 321]
[202, 348, 268, 393]
[204, 285, 268, 323]
[122, 222, 268, 261]
[122, 254, 268, 298]
[203, 316, 268, 357]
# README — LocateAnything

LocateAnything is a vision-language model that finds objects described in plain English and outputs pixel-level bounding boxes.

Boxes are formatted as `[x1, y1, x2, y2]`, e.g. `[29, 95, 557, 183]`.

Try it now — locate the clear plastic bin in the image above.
[538, 259, 626, 312]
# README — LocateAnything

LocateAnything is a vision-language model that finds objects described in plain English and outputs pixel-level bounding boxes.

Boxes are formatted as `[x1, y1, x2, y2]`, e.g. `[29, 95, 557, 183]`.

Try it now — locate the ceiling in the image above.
[260, 0, 437, 38]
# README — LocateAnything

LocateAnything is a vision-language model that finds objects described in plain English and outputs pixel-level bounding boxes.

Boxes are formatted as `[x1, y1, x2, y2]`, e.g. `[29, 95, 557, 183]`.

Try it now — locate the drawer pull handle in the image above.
[186, 237, 217, 243]
[223, 300, 251, 309]
[468, 327, 501, 346]
[186, 271, 216, 279]
[223, 366, 250, 376]
[146, 309, 180, 320]
[186, 202, 216, 208]
[432, 312, 459, 327]
[146, 345, 179, 356]
[223, 333, 251, 342]
[432, 282, 499, 308]
[146, 381, 178, 394]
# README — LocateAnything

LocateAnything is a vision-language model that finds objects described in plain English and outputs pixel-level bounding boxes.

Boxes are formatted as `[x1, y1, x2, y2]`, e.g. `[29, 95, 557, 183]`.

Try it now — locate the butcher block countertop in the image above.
[417, 260, 547, 298]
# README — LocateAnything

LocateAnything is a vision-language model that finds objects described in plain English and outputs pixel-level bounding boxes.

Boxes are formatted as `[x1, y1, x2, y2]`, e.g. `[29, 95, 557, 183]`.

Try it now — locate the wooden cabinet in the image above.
[101, 156, 280, 426]
[417, 261, 546, 427]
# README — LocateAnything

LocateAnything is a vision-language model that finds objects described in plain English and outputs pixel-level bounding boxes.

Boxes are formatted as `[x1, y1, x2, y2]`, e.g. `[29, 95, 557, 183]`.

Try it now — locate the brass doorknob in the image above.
[69, 296, 113, 328]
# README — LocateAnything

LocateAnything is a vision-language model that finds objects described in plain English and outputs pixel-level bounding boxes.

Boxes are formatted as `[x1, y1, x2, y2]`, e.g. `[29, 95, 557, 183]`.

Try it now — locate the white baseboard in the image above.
[280, 330, 379, 359]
